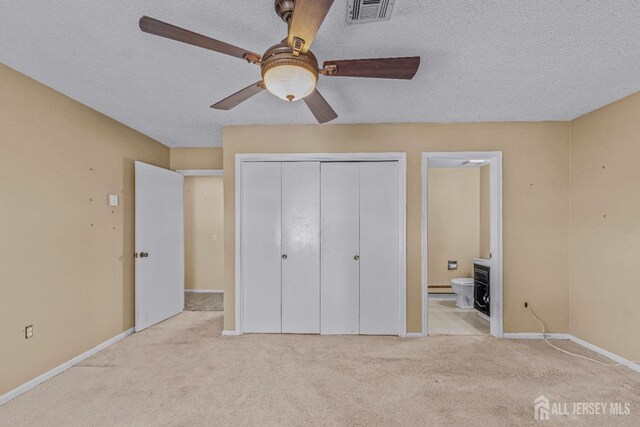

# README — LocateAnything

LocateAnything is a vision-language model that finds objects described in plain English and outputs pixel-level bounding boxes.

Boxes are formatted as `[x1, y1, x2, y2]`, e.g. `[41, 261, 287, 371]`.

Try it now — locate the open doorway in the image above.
[422, 152, 503, 337]
[178, 170, 224, 312]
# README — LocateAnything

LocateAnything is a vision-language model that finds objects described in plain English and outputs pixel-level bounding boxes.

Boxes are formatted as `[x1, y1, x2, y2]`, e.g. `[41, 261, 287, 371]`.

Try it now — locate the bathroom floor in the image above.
[428, 296, 489, 335]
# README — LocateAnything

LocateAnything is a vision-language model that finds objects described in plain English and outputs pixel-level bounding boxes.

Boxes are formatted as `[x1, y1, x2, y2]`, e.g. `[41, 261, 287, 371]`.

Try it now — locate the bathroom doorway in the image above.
[422, 152, 503, 337]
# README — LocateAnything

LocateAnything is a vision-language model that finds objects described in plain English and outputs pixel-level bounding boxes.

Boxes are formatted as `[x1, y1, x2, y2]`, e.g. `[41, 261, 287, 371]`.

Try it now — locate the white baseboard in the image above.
[404, 332, 427, 338]
[504, 333, 640, 373]
[503, 333, 572, 340]
[184, 290, 224, 294]
[568, 335, 640, 374]
[0, 327, 134, 406]
[221, 330, 242, 336]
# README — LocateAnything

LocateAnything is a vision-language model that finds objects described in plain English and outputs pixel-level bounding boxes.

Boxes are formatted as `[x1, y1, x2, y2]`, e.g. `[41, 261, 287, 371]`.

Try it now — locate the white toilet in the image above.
[451, 278, 475, 309]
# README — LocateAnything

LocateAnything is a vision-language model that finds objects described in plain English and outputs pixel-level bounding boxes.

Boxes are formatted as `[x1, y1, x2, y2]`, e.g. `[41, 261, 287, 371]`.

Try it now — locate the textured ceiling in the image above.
[2, 1, 639, 147]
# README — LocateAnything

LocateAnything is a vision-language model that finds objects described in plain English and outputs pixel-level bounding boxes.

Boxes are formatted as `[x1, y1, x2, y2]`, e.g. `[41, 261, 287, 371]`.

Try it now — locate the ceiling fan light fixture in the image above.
[263, 63, 318, 102]
[260, 42, 320, 102]
[140, 0, 419, 123]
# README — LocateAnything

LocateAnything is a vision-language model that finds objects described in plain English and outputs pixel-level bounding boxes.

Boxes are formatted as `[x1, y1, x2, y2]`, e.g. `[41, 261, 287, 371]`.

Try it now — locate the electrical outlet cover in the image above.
[25, 324, 33, 339]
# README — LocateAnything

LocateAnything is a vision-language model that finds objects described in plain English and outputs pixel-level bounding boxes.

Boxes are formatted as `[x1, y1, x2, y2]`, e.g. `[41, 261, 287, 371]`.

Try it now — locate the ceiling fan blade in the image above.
[323, 57, 421, 80]
[303, 90, 338, 124]
[211, 81, 265, 110]
[287, 0, 335, 53]
[139, 16, 260, 62]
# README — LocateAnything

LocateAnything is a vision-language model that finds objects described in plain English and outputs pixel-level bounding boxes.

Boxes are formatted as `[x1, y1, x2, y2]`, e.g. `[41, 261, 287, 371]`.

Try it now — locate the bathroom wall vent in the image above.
[347, 0, 395, 24]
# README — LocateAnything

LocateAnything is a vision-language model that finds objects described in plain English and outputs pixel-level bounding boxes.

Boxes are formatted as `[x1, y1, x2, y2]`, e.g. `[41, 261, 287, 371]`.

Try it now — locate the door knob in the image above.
[282, 254, 288, 260]
[354, 255, 360, 261]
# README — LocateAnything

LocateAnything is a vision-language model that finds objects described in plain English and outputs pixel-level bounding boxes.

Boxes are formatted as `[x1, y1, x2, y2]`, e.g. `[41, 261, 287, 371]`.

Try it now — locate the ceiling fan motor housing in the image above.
[275, 0, 295, 23]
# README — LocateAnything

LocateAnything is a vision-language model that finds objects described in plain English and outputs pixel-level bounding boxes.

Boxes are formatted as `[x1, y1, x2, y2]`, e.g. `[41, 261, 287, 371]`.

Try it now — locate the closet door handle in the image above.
[354, 255, 359, 261]
[282, 254, 288, 260]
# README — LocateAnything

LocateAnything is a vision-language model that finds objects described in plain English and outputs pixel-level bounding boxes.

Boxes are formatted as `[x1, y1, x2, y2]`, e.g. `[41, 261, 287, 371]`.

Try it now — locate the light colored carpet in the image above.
[1, 312, 639, 426]
[428, 298, 490, 335]
[184, 292, 223, 311]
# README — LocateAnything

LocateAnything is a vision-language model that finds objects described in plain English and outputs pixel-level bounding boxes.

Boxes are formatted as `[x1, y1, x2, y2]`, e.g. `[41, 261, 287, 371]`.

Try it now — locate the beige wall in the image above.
[0, 65, 169, 395]
[479, 165, 491, 259]
[223, 122, 572, 334]
[5, 60, 634, 396]
[427, 168, 480, 285]
[170, 147, 223, 170]
[184, 176, 224, 291]
[570, 92, 640, 361]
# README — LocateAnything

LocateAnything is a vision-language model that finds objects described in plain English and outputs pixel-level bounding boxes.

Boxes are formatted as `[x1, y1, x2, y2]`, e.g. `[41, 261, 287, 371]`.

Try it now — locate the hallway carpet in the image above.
[184, 292, 223, 311]
[1, 312, 638, 426]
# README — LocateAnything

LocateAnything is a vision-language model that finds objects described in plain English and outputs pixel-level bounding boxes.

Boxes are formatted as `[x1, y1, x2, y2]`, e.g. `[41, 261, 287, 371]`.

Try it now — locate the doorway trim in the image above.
[176, 169, 223, 176]
[422, 152, 503, 338]
[234, 153, 407, 336]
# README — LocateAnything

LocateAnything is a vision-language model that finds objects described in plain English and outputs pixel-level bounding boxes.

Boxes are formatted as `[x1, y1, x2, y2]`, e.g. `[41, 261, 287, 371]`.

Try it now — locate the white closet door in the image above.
[321, 162, 360, 334]
[242, 162, 282, 333]
[282, 162, 320, 333]
[359, 162, 399, 335]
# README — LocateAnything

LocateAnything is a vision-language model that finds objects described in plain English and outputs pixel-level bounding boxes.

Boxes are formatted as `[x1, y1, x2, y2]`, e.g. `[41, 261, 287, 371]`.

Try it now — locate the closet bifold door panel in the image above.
[242, 162, 282, 333]
[241, 158, 401, 336]
[359, 162, 400, 335]
[281, 162, 321, 333]
[321, 163, 360, 334]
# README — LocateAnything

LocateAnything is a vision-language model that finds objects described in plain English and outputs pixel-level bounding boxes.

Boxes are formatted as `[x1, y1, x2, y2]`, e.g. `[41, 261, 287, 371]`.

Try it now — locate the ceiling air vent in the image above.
[347, 0, 395, 24]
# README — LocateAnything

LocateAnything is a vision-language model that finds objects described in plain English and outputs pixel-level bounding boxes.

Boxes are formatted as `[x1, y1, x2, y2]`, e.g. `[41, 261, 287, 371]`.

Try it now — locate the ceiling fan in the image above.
[139, 0, 420, 124]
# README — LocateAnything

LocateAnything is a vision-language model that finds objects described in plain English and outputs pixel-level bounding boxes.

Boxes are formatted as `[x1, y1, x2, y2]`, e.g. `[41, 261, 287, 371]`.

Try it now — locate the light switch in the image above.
[211, 233, 218, 242]
[108, 194, 119, 206]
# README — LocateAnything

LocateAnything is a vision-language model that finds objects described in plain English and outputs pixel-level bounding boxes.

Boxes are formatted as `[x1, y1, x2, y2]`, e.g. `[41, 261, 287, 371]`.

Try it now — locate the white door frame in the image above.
[234, 153, 407, 336]
[175, 169, 223, 176]
[422, 152, 503, 338]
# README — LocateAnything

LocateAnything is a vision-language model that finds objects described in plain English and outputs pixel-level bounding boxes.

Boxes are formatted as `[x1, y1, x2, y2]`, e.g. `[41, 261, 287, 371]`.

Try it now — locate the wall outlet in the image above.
[25, 324, 34, 339]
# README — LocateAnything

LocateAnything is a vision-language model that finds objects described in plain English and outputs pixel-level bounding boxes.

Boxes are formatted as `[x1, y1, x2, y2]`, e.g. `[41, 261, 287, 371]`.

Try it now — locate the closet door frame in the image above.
[234, 153, 407, 336]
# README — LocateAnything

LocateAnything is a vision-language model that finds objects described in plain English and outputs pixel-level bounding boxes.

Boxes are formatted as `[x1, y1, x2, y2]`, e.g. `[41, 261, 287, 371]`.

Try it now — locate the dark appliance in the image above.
[474, 263, 490, 316]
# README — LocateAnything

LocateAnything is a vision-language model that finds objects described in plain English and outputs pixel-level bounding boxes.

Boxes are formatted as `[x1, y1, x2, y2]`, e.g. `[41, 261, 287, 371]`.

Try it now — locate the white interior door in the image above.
[282, 162, 320, 333]
[359, 162, 399, 335]
[242, 162, 282, 333]
[135, 162, 184, 332]
[321, 162, 360, 334]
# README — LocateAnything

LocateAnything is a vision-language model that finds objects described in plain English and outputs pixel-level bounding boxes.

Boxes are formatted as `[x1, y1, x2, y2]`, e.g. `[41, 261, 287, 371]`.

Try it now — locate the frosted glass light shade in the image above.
[263, 64, 317, 101]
